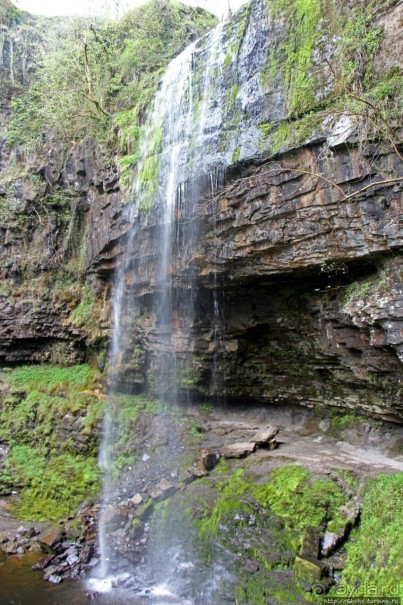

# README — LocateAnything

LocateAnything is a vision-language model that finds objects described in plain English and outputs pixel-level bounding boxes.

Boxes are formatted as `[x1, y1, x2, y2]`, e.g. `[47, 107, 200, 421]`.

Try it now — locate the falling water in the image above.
[90, 0, 274, 598]
[91, 20, 227, 601]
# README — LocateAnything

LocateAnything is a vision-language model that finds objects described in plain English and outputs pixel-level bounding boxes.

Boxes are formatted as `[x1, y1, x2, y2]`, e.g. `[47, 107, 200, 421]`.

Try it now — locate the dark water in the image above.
[0, 553, 87, 605]
[0, 553, 201, 605]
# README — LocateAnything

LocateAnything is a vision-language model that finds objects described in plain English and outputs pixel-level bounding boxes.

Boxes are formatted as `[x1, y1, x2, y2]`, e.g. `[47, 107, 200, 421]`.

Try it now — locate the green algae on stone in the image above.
[334, 473, 403, 598]
[0, 364, 103, 519]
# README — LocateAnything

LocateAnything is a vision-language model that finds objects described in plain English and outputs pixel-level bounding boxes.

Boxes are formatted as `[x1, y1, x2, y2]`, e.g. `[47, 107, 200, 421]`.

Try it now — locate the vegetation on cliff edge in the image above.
[0, 364, 104, 520]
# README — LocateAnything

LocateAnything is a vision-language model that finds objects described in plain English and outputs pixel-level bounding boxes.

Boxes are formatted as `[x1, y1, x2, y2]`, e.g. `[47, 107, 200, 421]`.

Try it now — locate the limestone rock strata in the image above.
[94, 140, 402, 421]
[0, 0, 401, 421]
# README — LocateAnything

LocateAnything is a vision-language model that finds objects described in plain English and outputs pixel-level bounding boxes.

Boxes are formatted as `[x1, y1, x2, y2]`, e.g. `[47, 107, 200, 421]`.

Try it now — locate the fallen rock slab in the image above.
[38, 530, 64, 552]
[148, 478, 177, 502]
[250, 425, 279, 446]
[220, 442, 257, 458]
[130, 494, 143, 507]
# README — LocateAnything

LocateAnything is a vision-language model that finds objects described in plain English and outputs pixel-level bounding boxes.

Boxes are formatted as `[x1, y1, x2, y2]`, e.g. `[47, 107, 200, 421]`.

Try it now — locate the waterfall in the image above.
[89, 1, 274, 599]
[90, 19, 227, 601]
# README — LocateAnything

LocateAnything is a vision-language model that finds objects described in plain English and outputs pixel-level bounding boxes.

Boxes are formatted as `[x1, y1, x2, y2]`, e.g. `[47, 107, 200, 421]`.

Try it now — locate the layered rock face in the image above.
[0, 139, 117, 363]
[86, 0, 402, 421]
[98, 141, 402, 420]
[0, 0, 402, 420]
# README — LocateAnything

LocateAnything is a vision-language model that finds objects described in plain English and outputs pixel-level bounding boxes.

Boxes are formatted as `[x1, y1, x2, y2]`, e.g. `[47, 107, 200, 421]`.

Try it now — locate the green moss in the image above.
[231, 147, 240, 163]
[0, 444, 99, 521]
[267, 0, 321, 115]
[198, 468, 249, 539]
[0, 364, 103, 519]
[189, 421, 204, 442]
[226, 85, 240, 111]
[344, 278, 373, 304]
[270, 112, 321, 155]
[213, 458, 230, 475]
[138, 152, 162, 211]
[224, 52, 233, 68]
[69, 288, 96, 328]
[9, 364, 93, 387]
[253, 465, 347, 531]
[334, 473, 403, 598]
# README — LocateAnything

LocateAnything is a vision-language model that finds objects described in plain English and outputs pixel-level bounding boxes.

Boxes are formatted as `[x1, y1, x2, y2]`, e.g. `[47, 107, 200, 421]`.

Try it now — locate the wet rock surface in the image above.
[0, 403, 401, 602]
[0, 1, 401, 422]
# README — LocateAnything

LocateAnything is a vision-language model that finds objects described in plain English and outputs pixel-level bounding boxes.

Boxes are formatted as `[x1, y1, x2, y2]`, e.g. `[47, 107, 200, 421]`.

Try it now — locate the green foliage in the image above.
[10, 363, 93, 387]
[198, 468, 249, 539]
[0, 364, 103, 519]
[0, 0, 23, 25]
[4, 0, 217, 154]
[198, 402, 213, 413]
[336, 3, 383, 91]
[69, 289, 96, 328]
[253, 465, 346, 530]
[189, 421, 204, 441]
[268, 0, 321, 115]
[3, 447, 99, 521]
[335, 473, 403, 597]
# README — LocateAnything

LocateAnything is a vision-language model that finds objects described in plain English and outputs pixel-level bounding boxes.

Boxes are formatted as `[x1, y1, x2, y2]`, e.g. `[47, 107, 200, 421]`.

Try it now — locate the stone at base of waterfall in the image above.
[250, 425, 279, 447]
[33, 554, 55, 570]
[220, 442, 257, 458]
[321, 532, 340, 557]
[301, 526, 321, 559]
[201, 449, 220, 471]
[294, 556, 328, 583]
[130, 493, 144, 507]
[6, 543, 18, 555]
[148, 478, 177, 502]
[43, 565, 59, 580]
[38, 530, 64, 552]
[183, 463, 208, 484]
[102, 503, 129, 526]
[79, 543, 94, 564]
[48, 574, 62, 584]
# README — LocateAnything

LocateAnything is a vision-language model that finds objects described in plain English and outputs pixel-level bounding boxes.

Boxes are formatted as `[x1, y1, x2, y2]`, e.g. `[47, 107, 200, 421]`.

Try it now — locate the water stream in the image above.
[91, 19, 228, 603]
[86, 2, 275, 600]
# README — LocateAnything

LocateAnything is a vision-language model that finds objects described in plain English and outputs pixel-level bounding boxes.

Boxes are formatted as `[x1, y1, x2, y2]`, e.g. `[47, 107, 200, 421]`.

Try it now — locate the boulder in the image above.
[48, 574, 62, 584]
[294, 556, 328, 583]
[301, 526, 321, 559]
[130, 493, 143, 507]
[250, 425, 279, 446]
[38, 530, 63, 552]
[201, 450, 220, 471]
[220, 442, 256, 458]
[148, 479, 177, 502]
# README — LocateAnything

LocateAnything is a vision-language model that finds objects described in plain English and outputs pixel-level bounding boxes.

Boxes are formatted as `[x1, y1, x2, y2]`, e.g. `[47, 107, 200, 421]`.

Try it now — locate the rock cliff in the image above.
[0, 0, 402, 420]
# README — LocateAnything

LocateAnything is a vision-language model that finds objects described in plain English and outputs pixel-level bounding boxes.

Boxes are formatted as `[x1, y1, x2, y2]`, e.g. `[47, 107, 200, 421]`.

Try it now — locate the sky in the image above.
[11, 0, 248, 20]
